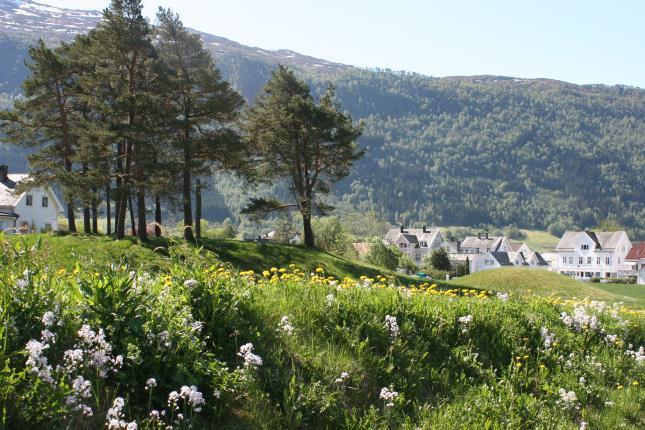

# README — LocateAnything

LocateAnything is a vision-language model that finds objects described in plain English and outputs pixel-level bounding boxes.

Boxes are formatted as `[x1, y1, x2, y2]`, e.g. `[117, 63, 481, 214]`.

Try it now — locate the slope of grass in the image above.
[5, 233, 417, 284]
[520, 229, 560, 252]
[449, 268, 645, 307]
[2, 239, 643, 429]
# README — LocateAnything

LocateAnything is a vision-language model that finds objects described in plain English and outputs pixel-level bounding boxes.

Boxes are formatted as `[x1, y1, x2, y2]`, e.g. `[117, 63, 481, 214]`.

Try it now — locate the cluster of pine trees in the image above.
[0, 0, 363, 246]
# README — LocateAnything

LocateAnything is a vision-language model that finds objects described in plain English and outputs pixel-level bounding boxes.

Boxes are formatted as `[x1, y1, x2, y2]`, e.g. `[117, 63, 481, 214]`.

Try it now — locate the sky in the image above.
[45, 0, 645, 88]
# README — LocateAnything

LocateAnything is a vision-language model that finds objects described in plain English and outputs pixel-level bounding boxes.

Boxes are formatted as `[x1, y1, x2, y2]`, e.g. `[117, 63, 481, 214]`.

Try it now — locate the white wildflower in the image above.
[41, 311, 56, 328]
[277, 316, 294, 336]
[540, 327, 556, 350]
[458, 315, 473, 333]
[625, 345, 645, 364]
[384, 315, 400, 339]
[145, 378, 157, 390]
[334, 371, 350, 384]
[184, 279, 198, 290]
[496, 292, 509, 302]
[238, 343, 263, 368]
[325, 294, 336, 306]
[560, 306, 600, 332]
[379, 386, 399, 408]
[556, 388, 579, 410]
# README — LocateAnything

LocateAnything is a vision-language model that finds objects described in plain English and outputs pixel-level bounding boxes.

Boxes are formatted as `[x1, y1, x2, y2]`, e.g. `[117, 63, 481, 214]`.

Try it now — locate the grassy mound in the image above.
[1, 238, 643, 429]
[449, 268, 645, 307]
[6, 233, 415, 283]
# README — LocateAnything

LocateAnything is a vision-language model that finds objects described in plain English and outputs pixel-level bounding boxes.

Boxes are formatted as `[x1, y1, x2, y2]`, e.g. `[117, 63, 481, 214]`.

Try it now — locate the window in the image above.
[587, 257, 591, 264]
[562, 257, 566, 264]
[399, 243, 407, 248]
[581, 244, 589, 250]
[42, 196, 48, 207]
[618, 258, 621, 264]
[420, 241, 427, 247]
[26, 195, 33, 206]
[596, 257, 600, 265]
[475, 248, 480, 253]
[578, 257, 583, 265]
[486, 248, 490, 252]
[568, 257, 573, 265]
[44, 223, 52, 232]
[606, 257, 611, 265]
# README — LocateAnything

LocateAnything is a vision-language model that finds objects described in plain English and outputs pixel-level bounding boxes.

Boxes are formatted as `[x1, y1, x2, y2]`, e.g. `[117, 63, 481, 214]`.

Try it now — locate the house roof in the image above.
[490, 252, 514, 266]
[626, 243, 645, 261]
[0, 174, 29, 207]
[461, 236, 504, 250]
[556, 231, 627, 251]
[384, 227, 441, 247]
[510, 243, 524, 252]
[531, 251, 549, 266]
[0, 209, 19, 218]
[509, 251, 528, 265]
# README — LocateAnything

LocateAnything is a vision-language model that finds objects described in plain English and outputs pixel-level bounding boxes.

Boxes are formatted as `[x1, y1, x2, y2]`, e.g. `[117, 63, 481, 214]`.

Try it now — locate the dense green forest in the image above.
[1, 3, 644, 238]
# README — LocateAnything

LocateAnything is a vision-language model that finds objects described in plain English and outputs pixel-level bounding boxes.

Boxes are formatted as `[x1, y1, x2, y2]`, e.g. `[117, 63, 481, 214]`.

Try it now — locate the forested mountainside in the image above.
[1, 0, 644, 237]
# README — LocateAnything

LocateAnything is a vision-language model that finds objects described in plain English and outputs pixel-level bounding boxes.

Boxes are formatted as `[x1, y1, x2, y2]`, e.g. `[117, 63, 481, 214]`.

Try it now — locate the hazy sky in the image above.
[45, 0, 645, 88]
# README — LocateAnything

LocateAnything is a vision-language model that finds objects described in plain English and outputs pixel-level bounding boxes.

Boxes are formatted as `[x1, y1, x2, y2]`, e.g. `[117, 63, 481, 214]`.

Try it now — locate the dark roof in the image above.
[490, 252, 514, 266]
[626, 243, 645, 261]
[0, 209, 18, 218]
[402, 234, 419, 244]
[585, 231, 602, 249]
[533, 252, 548, 266]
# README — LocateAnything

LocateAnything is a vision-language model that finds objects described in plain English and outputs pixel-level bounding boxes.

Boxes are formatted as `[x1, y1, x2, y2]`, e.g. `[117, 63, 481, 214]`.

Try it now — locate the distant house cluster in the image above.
[383, 227, 549, 274]
[384, 225, 644, 284]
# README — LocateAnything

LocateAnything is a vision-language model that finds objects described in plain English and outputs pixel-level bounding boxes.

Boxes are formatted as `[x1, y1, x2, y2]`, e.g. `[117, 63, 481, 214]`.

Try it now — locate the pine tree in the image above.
[241, 66, 363, 247]
[156, 8, 244, 241]
[0, 40, 81, 232]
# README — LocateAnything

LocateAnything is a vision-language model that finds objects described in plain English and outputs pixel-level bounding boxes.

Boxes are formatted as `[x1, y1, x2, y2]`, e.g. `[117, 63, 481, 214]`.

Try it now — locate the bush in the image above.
[429, 248, 451, 271]
[364, 241, 400, 270]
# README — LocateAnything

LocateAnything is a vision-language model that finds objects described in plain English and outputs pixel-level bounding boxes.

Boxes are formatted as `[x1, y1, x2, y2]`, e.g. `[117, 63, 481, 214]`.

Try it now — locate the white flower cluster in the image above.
[325, 294, 336, 306]
[379, 387, 399, 408]
[167, 385, 205, 412]
[556, 388, 579, 410]
[334, 371, 350, 384]
[384, 315, 400, 339]
[183, 279, 199, 291]
[496, 292, 509, 302]
[277, 316, 294, 336]
[625, 344, 644, 364]
[106, 397, 137, 429]
[76, 324, 123, 377]
[145, 378, 157, 390]
[540, 327, 556, 350]
[559, 306, 600, 332]
[66, 375, 93, 416]
[24, 311, 60, 384]
[458, 315, 473, 333]
[238, 343, 263, 368]
[604, 333, 619, 344]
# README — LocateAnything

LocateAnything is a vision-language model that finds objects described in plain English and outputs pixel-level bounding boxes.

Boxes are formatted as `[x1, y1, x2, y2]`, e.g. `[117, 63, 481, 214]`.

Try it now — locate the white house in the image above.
[470, 251, 515, 273]
[460, 233, 512, 254]
[510, 242, 532, 254]
[384, 226, 444, 264]
[625, 243, 645, 284]
[0, 166, 62, 233]
[555, 231, 633, 279]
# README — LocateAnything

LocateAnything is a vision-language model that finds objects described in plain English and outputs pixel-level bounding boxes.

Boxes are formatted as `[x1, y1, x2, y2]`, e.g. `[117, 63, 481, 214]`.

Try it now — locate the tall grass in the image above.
[0, 238, 643, 429]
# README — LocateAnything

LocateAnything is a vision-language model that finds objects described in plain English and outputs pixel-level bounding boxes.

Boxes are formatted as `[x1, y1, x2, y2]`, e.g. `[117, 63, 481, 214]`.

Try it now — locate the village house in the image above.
[625, 243, 645, 285]
[460, 233, 512, 254]
[555, 231, 633, 280]
[383, 225, 444, 264]
[0, 166, 63, 233]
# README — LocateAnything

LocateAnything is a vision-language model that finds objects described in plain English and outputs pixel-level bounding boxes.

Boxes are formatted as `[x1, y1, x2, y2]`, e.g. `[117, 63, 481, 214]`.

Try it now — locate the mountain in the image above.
[1, 0, 644, 238]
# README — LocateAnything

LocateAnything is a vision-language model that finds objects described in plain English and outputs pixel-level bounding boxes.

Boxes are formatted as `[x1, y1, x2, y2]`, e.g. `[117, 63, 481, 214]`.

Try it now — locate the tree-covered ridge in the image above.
[302, 71, 645, 237]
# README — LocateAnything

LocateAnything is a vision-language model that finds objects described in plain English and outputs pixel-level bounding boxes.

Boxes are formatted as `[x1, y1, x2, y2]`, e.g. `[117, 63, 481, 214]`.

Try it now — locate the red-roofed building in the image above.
[626, 243, 645, 284]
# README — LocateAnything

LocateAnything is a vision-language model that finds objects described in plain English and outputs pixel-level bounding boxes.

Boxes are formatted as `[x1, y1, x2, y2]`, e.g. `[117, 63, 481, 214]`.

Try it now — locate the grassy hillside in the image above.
[1, 236, 643, 429]
[521, 229, 560, 252]
[5, 233, 418, 284]
[449, 268, 645, 308]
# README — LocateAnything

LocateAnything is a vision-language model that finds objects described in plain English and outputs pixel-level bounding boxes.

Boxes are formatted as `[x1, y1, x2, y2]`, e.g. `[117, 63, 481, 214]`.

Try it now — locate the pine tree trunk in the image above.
[91, 197, 98, 234]
[155, 194, 162, 237]
[302, 212, 314, 247]
[195, 178, 201, 239]
[183, 165, 194, 242]
[128, 194, 136, 237]
[83, 206, 91, 234]
[106, 184, 112, 236]
[136, 186, 147, 241]
[66, 199, 77, 233]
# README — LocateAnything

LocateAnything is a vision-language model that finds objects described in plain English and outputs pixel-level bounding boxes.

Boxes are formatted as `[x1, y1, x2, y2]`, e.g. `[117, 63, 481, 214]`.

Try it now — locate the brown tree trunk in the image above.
[106, 183, 112, 235]
[91, 196, 98, 234]
[128, 194, 136, 237]
[155, 194, 162, 237]
[302, 212, 314, 247]
[66, 199, 77, 233]
[182, 162, 194, 242]
[194, 178, 201, 239]
[83, 206, 91, 234]
[136, 186, 147, 241]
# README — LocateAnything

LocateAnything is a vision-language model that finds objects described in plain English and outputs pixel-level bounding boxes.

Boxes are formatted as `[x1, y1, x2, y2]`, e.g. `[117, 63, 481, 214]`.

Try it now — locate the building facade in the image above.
[555, 231, 632, 279]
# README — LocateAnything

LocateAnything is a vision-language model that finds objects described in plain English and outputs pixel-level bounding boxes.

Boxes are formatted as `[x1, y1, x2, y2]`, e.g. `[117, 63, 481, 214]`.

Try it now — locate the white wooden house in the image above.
[460, 233, 512, 254]
[555, 231, 632, 279]
[384, 226, 444, 264]
[0, 166, 62, 233]
[625, 243, 645, 284]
